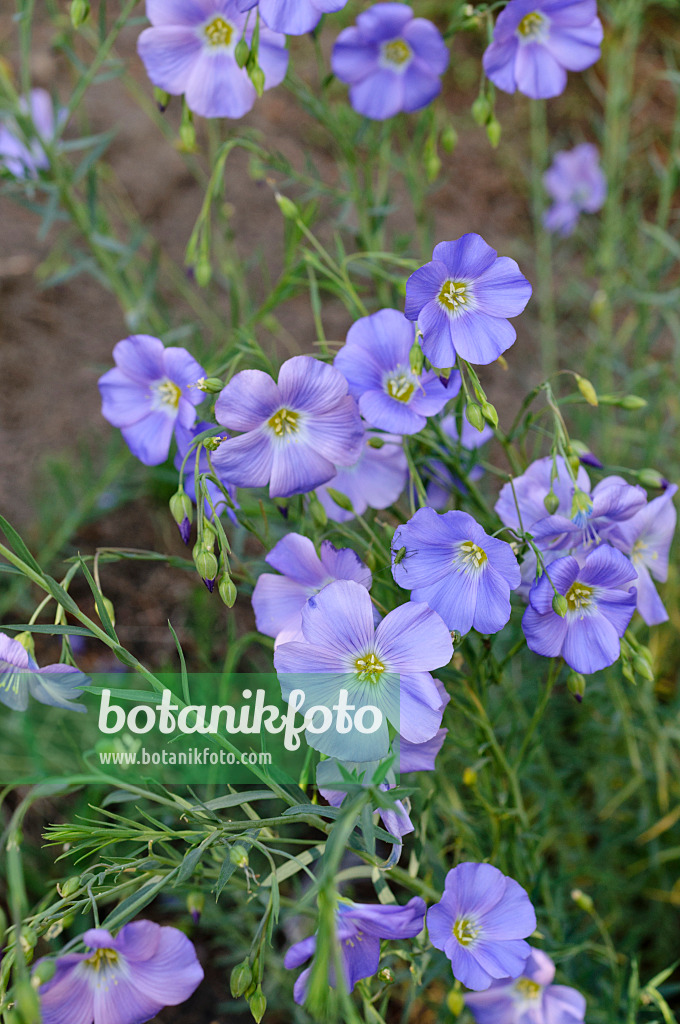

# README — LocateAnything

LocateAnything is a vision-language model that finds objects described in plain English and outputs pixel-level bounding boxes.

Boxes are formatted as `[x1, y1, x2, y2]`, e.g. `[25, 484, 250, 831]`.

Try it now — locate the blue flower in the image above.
[405, 234, 532, 368]
[38, 920, 204, 1024]
[0, 632, 89, 713]
[212, 356, 365, 498]
[607, 483, 677, 626]
[249, 0, 349, 35]
[285, 896, 426, 1004]
[495, 456, 591, 536]
[392, 508, 521, 635]
[483, 0, 603, 100]
[543, 143, 606, 236]
[137, 0, 288, 119]
[333, 308, 460, 435]
[427, 862, 536, 991]
[98, 335, 205, 466]
[0, 89, 63, 179]
[175, 420, 239, 525]
[274, 579, 452, 761]
[331, 3, 449, 120]
[315, 430, 408, 523]
[465, 947, 586, 1024]
[529, 475, 647, 551]
[252, 533, 372, 643]
[522, 545, 637, 674]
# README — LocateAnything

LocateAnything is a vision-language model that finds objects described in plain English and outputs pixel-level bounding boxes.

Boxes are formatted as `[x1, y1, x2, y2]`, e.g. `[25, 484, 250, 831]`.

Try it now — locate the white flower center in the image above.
[438, 279, 473, 317]
[565, 581, 594, 613]
[386, 368, 416, 403]
[453, 540, 488, 573]
[516, 11, 549, 42]
[354, 651, 386, 684]
[204, 15, 234, 48]
[151, 378, 181, 413]
[267, 408, 300, 439]
[452, 916, 479, 946]
[380, 38, 413, 70]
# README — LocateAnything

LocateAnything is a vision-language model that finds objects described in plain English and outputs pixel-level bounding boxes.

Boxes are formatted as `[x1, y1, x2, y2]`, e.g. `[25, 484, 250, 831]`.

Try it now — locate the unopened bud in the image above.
[481, 401, 498, 428]
[170, 490, 193, 545]
[249, 986, 266, 1023]
[446, 988, 465, 1015]
[275, 193, 298, 219]
[576, 375, 598, 406]
[193, 549, 218, 588]
[552, 593, 568, 617]
[234, 37, 250, 68]
[70, 0, 90, 27]
[425, 149, 442, 182]
[567, 671, 586, 702]
[57, 876, 80, 899]
[201, 523, 217, 551]
[543, 490, 559, 514]
[248, 65, 265, 97]
[230, 844, 249, 868]
[193, 259, 212, 288]
[15, 979, 41, 1022]
[203, 435, 225, 451]
[441, 123, 458, 153]
[462, 767, 477, 786]
[377, 967, 394, 984]
[325, 488, 354, 513]
[178, 112, 196, 152]
[486, 116, 501, 148]
[637, 468, 665, 489]
[309, 495, 328, 528]
[632, 654, 654, 681]
[218, 574, 237, 608]
[367, 436, 385, 449]
[465, 402, 485, 432]
[231, 959, 253, 998]
[97, 597, 116, 628]
[409, 339, 424, 376]
[620, 395, 647, 410]
[19, 927, 38, 954]
[195, 376, 224, 394]
[571, 888, 594, 913]
[153, 87, 170, 112]
[187, 891, 204, 924]
[13, 631, 35, 657]
[471, 95, 491, 125]
[31, 959, 56, 989]
[567, 450, 581, 476]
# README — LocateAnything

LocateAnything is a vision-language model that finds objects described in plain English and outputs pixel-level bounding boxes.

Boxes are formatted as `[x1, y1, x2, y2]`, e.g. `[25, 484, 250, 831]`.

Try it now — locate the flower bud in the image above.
[249, 65, 265, 97]
[367, 436, 385, 449]
[230, 844, 249, 868]
[15, 979, 41, 1023]
[425, 149, 442, 182]
[31, 958, 56, 988]
[441, 123, 458, 153]
[543, 490, 559, 514]
[377, 967, 394, 984]
[201, 523, 217, 551]
[617, 395, 647, 410]
[231, 959, 253, 998]
[97, 597, 116, 628]
[575, 375, 598, 406]
[486, 116, 501, 148]
[187, 891, 204, 924]
[567, 450, 581, 476]
[13, 631, 35, 658]
[195, 376, 224, 394]
[153, 87, 170, 112]
[19, 927, 38, 954]
[218, 573, 237, 608]
[463, 767, 477, 786]
[409, 339, 424, 376]
[325, 488, 354, 513]
[249, 986, 266, 1023]
[178, 110, 196, 152]
[446, 988, 465, 1015]
[471, 95, 491, 125]
[567, 671, 586, 702]
[309, 495, 328, 528]
[632, 654, 654, 681]
[637, 468, 665, 489]
[170, 489, 193, 545]
[465, 402, 485, 432]
[193, 259, 212, 288]
[275, 193, 298, 219]
[57, 876, 81, 899]
[571, 888, 594, 913]
[481, 401, 499, 428]
[234, 37, 250, 68]
[193, 549, 218, 590]
[70, 0, 90, 27]
[552, 593, 568, 617]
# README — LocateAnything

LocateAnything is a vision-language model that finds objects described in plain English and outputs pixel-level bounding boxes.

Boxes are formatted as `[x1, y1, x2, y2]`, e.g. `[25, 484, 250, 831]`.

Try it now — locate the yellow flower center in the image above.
[565, 581, 594, 612]
[452, 917, 479, 946]
[631, 539, 653, 563]
[457, 540, 488, 570]
[514, 977, 542, 999]
[517, 11, 546, 39]
[268, 408, 300, 438]
[354, 651, 385, 683]
[153, 379, 182, 411]
[85, 947, 119, 972]
[204, 15, 233, 47]
[386, 371, 416, 403]
[382, 38, 412, 67]
[438, 279, 469, 313]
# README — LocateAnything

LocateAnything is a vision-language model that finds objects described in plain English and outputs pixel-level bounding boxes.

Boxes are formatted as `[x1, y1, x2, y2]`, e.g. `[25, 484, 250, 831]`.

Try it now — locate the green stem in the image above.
[529, 100, 557, 378]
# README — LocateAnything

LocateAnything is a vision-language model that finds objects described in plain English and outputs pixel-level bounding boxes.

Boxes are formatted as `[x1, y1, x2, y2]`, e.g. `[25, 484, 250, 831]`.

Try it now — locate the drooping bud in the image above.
[57, 876, 81, 899]
[446, 988, 465, 1015]
[575, 374, 598, 406]
[275, 193, 298, 219]
[309, 494, 328, 528]
[31, 958, 56, 988]
[218, 573, 237, 608]
[552, 593, 568, 618]
[193, 258, 212, 288]
[187, 891, 204, 924]
[248, 65, 265, 97]
[170, 489, 193, 545]
[153, 87, 170, 112]
[230, 844, 249, 868]
[193, 548, 218, 591]
[599, 394, 647, 410]
[566, 449, 582, 476]
[481, 401, 498, 428]
[409, 338, 424, 376]
[567, 671, 586, 702]
[234, 37, 250, 68]
[231, 959, 253, 998]
[325, 488, 354, 513]
[201, 523, 217, 551]
[543, 489, 559, 514]
[637, 468, 665, 489]
[178, 106, 196, 152]
[97, 597, 116, 628]
[441, 123, 458, 153]
[249, 986, 267, 1023]
[486, 116, 501, 148]
[70, 0, 90, 27]
[195, 376, 224, 394]
[471, 95, 491, 125]
[367, 436, 385, 449]
[465, 402, 485, 432]
[632, 654, 654, 681]
[570, 888, 594, 913]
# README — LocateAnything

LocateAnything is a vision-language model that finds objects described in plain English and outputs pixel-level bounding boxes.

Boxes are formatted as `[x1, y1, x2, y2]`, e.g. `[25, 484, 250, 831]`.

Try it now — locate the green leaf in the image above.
[0, 515, 43, 576]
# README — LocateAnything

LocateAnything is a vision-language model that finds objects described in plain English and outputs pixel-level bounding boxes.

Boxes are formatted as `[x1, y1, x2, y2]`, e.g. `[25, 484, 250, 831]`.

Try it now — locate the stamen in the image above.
[354, 651, 386, 683]
[267, 408, 300, 438]
[438, 279, 469, 314]
[204, 15, 233, 47]
[84, 948, 119, 972]
[565, 581, 594, 612]
[382, 38, 412, 67]
[517, 11, 546, 39]
[514, 977, 542, 999]
[452, 917, 479, 946]
[152, 379, 182, 411]
[454, 540, 488, 571]
[386, 371, 416, 403]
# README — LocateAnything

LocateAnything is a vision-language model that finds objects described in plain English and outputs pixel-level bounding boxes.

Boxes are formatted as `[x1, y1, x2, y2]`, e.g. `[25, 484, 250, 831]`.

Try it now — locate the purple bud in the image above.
[661, 477, 671, 491]
[178, 517, 191, 545]
[203, 578, 215, 593]
[277, 505, 289, 519]
[439, 375, 449, 387]
[191, 908, 201, 924]
[579, 452, 604, 469]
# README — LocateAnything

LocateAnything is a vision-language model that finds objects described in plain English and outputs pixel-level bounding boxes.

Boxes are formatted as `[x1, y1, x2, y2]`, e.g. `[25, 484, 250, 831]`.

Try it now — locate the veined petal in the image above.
[38, 957, 94, 1024]
[331, 27, 378, 83]
[471, 566, 512, 634]
[185, 50, 256, 119]
[359, 390, 425, 434]
[312, 398, 365, 465]
[269, 441, 336, 497]
[515, 42, 568, 99]
[562, 614, 621, 674]
[278, 356, 349, 413]
[350, 68, 405, 120]
[473, 257, 532, 317]
[121, 411, 176, 466]
[214, 369, 280, 430]
[450, 310, 517, 365]
[419, 303, 457, 366]
[265, 532, 326, 584]
[405, 261, 448, 319]
[522, 606, 568, 658]
[251, 574, 308, 638]
[111, 335, 166, 382]
[412, 568, 479, 634]
[433, 234, 498, 279]
[211, 429, 273, 487]
[375, 601, 452, 671]
[298, 579, 375, 657]
[137, 26, 202, 95]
